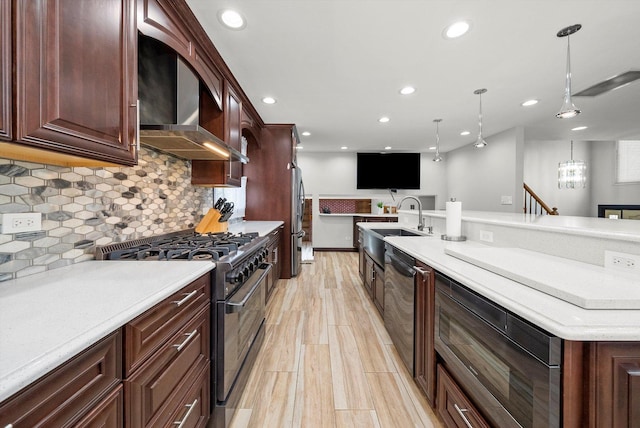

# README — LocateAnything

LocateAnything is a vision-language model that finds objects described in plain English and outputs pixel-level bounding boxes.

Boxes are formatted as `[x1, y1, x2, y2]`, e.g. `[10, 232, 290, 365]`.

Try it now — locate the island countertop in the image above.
[358, 221, 640, 341]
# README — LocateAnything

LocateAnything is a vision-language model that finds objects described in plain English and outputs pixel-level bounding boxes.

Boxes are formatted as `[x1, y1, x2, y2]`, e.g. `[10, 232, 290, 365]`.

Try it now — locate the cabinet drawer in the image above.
[125, 306, 210, 428]
[158, 362, 210, 428]
[124, 273, 210, 375]
[75, 385, 123, 428]
[0, 331, 122, 427]
[437, 365, 490, 428]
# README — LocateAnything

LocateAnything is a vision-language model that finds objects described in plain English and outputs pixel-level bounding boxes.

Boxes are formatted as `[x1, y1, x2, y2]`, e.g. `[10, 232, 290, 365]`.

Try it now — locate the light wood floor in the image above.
[230, 252, 443, 428]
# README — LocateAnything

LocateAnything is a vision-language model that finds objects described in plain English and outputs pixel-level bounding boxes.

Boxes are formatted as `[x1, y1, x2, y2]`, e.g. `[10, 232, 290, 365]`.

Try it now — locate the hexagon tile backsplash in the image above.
[0, 147, 214, 281]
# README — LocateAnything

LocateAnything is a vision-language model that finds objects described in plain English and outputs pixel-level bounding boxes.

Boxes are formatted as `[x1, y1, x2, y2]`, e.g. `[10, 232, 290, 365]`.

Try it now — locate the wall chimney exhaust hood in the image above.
[138, 35, 248, 163]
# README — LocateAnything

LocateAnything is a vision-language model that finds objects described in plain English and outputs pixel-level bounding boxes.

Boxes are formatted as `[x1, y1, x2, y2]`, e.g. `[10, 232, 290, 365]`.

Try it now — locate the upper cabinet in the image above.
[0, 0, 10, 141]
[5, 0, 138, 166]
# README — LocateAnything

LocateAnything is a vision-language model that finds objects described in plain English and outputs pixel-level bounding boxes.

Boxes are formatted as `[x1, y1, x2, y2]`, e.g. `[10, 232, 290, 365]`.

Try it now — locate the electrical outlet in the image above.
[605, 250, 640, 271]
[479, 230, 494, 243]
[2, 213, 42, 233]
[500, 195, 513, 205]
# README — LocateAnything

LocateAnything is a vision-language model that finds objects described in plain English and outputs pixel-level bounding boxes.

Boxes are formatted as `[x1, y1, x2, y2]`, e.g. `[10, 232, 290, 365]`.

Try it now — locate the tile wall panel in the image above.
[0, 147, 214, 281]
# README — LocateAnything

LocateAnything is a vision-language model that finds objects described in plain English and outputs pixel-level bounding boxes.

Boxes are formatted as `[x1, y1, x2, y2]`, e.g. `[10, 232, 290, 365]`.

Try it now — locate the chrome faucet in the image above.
[397, 196, 424, 231]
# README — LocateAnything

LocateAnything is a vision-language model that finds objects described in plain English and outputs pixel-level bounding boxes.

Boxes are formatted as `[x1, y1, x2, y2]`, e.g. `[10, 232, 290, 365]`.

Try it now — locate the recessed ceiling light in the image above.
[262, 97, 276, 104]
[428, 146, 436, 150]
[218, 9, 246, 30]
[385, 146, 392, 150]
[444, 21, 470, 39]
[521, 99, 539, 107]
[341, 146, 348, 150]
[460, 131, 471, 136]
[399, 86, 415, 95]
[379, 116, 390, 123]
[302, 131, 311, 136]
[571, 126, 588, 131]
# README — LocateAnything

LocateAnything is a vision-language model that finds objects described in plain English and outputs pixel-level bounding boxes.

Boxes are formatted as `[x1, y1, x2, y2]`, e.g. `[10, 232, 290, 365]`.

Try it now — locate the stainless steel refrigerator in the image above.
[291, 164, 305, 276]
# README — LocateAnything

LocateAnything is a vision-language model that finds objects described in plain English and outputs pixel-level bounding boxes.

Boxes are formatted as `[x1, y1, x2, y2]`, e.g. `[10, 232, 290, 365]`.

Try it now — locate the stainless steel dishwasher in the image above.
[384, 243, 416, 374]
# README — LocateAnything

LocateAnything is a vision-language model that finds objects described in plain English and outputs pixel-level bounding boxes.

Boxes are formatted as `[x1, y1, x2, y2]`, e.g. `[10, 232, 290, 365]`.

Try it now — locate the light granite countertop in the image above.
[228, 220, 284, 235]
[0, 261, 215, 402]
[358, 221, 640, 341]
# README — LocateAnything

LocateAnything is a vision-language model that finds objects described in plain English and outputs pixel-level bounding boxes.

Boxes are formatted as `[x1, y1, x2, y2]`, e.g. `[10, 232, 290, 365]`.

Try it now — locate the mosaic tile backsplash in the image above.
[0, 147, 214, 282]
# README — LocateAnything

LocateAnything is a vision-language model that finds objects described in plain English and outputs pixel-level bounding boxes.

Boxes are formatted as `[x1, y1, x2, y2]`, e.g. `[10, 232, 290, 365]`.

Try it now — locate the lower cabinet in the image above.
[266, 226, 283, 302]
[414, 260, 436, 406]
[437, 365, 490, 428]
[362, 251, 384, 316]
[124, 275, 211, 428]
[0, 331, 122, 427]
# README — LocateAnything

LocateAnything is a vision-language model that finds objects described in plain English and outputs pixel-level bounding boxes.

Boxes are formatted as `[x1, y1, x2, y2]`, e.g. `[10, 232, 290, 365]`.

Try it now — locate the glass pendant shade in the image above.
[558, 140, 586, 189]
[473, 89, 488, 148]
[556, 24, 582, 119]
[433, 119, 443, 162]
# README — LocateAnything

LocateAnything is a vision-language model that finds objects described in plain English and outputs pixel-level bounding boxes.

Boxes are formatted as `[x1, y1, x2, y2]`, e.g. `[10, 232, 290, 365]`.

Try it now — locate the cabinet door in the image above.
[358, 246, 365, 281]
[590, 342, 640, 428]
[0, 0, 10, 141]
[414, 261, 436, 405]
[373, 262, 385, 315]
[364, 253, 374, 298]
[75, 386, 123, 428]
[14, 0, 137, 166]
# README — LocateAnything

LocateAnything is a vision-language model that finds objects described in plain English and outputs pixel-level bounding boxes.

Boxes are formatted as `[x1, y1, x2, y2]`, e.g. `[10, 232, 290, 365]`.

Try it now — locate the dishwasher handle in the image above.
[386, 252, 416, 278]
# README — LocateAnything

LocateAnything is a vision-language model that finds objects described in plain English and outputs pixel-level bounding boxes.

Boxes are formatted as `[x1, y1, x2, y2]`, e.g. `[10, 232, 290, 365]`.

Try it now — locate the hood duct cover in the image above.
[138, 35, 247, 162]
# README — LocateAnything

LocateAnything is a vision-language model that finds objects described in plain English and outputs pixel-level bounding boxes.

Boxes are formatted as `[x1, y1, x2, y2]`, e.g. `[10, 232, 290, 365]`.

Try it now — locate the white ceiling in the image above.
[186, 0, 640, 154]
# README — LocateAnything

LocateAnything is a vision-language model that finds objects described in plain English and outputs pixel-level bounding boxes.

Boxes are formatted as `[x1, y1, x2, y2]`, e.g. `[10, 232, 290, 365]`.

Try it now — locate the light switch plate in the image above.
[500, 195, 513, 205]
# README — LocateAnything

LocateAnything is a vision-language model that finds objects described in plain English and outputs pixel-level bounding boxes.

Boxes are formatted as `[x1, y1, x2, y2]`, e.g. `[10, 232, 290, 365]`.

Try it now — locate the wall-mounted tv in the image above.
[356, 152, 421, 189]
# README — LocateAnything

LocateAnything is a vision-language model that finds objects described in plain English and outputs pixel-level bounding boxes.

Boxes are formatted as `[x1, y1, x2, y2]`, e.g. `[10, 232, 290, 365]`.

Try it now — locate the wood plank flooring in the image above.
[230, 252, 443, 428]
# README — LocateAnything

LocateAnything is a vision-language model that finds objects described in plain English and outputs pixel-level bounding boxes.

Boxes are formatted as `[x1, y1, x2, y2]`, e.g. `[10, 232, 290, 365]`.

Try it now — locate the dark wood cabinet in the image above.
[75, 386, 124, 428]
[266, 226, 283, 302]
[358, 233, 366, 282]
[437, 364, 490, 428]
[372, 261, 385, 315]
[0, 331, 122, 427]
[363, 252, 375, 298]
[0, 0, 10, 141]
[124, 274, 211, 428]
[414, 260, 436, 406]
[7, 0, 138, 166]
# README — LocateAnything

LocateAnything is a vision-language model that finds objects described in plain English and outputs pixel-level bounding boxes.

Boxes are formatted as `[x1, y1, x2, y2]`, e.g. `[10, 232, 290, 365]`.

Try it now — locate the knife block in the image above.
[195, 208, 228, 234]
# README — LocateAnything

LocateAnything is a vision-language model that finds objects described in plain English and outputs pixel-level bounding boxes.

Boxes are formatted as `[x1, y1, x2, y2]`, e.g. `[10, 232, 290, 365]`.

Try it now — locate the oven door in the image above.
[218, 263, 270, 402]
[435, 284, 561, 428]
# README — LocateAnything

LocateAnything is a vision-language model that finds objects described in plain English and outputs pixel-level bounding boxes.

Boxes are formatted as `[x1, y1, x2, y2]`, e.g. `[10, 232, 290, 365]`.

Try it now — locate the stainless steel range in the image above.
[96, 229, 271, 428]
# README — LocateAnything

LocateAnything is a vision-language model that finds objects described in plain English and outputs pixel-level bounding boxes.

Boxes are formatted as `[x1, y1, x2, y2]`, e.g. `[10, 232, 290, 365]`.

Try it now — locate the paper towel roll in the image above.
[446, 200, 462, 237]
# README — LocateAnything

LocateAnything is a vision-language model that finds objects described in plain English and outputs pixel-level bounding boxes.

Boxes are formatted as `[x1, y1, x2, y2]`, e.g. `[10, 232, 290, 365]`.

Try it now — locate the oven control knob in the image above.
[227, 271, 243, 284]
[243, 267, 251, 278]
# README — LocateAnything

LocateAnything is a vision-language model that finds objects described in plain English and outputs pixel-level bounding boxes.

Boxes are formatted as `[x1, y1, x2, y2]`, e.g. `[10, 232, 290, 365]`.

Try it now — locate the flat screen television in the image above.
[356, 152, 421, 189]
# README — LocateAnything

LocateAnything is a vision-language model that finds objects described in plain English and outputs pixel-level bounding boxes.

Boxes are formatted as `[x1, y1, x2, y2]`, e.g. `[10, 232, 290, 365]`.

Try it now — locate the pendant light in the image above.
[433, 119, 443, 162]
[558, 140, 586, 189]
[556, 24, 582, 119]
[473, 88, 488, 148]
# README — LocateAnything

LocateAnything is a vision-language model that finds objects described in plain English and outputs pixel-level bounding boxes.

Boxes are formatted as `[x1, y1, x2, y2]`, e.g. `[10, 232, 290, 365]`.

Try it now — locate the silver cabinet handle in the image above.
[413, 266, 429, 275]
[5, 424, 15, 428]
[172, 290, 198, 306]
[173, 329, 197, 352]
[454, 403, 474, 428]
[174, 398, 198, 427]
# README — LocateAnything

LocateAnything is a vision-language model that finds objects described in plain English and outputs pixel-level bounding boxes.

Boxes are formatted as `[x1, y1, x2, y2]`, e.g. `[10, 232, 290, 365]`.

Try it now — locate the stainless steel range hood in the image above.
[138, 35, 248, 163]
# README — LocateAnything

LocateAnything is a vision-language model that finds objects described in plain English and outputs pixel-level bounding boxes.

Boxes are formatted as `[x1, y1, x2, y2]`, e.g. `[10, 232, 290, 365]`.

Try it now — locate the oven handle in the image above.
[226, 263, 272, 313]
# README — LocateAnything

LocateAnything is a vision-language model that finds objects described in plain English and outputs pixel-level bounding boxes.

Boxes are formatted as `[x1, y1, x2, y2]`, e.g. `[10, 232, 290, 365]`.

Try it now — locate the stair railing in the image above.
[523, 183, 559, 215]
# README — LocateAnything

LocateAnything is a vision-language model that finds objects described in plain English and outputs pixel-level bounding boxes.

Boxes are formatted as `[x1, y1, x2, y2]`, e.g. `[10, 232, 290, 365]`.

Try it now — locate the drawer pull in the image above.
[173, 398, 198, 427]
[173, 329, 198, 352]
[5, 424, 14, 428]
[454, 403, 474, 428]
[172, 290, 198, 306]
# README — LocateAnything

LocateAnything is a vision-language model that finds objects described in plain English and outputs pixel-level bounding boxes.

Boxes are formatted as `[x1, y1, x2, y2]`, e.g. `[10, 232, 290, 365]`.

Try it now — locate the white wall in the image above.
[297, 151, 447, 248]
[445, 127, 524, 213]
[523, 139, 592, 216]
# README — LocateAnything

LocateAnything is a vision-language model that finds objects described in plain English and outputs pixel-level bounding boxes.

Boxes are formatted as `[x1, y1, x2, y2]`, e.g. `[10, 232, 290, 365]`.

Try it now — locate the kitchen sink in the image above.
[362, 228, 426, 267]
[368, 228, 422, 237]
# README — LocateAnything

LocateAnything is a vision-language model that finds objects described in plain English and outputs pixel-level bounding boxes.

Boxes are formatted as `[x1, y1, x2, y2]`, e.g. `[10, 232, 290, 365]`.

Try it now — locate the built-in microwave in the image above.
[434, 272, 562, 428]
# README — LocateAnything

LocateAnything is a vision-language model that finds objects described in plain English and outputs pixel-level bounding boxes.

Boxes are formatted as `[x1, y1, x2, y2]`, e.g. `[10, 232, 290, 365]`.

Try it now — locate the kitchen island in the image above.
[358, 214, 640, 428]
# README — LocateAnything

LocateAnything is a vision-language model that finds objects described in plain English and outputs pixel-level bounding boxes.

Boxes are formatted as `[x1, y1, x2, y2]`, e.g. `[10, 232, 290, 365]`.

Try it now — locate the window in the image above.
[616, 140, 640, 183]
